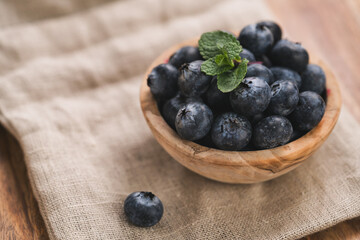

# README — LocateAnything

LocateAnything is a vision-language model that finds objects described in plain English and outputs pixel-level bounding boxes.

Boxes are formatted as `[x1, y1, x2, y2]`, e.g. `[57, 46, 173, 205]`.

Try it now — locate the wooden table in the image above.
[1, 0, 360, 239]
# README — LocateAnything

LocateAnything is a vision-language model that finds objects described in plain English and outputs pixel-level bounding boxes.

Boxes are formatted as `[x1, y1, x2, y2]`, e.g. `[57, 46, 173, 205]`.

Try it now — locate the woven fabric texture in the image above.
[0, 0, 359, 239]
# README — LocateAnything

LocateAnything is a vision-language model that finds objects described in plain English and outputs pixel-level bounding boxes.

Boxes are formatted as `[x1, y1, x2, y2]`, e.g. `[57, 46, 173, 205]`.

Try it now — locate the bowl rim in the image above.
[140, 36, 342, 173]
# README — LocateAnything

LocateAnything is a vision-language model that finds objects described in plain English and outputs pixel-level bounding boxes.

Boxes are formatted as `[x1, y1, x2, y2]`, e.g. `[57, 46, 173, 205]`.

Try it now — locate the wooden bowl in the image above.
[140, 37, 342, 184]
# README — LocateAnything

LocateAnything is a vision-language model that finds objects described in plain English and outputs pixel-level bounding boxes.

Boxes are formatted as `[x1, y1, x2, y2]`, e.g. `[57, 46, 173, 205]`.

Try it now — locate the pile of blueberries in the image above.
[147, 21, 326, 150]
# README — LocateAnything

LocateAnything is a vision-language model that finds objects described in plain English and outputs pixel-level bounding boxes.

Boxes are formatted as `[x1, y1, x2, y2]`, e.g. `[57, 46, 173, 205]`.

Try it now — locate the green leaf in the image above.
[217, 59, 249, 92]
[218, 42, 242, 61]
[234, 55, 241, 61]
[201, 57, 233, 76]
[214, 54, 227, 66]
[198, 31, 240, 60]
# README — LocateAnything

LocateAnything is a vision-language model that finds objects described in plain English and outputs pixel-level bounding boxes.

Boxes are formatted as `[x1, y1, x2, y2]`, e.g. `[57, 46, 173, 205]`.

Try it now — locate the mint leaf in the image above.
[198, 31, 240, 60]
[234, 55, 241, 61]
[214, 54, 227, 66]
[218, 42, 242, 61]
[199, 30, 248, 93]
[217, 59, 249, 92]
[201, 57, 233, 76]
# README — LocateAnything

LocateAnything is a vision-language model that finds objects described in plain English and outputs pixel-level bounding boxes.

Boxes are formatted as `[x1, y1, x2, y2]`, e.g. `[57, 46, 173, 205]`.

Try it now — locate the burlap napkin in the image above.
[0, 0, 359, 239]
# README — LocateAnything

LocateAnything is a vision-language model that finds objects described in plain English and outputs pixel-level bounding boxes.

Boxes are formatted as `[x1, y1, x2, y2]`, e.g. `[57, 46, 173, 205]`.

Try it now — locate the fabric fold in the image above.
[0, 0, 359, 239]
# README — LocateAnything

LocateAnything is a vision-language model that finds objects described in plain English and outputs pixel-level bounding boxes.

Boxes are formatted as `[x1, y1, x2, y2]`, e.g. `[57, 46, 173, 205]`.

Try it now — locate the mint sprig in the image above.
[198, 31, 248, 93]
[217, 59, 248, 92]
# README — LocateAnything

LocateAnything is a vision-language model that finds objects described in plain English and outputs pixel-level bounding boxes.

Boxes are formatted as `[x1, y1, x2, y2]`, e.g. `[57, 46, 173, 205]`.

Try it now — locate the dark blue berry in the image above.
[239, 48, 256, 62]
[175, 102, 213, 141]
[256, 55, 272, 68]
[147, 64, 179, 100]
[195, 132, 216, 148]
[245, 64, 274, 85]
[211, 112, 252, 151]
[162, 94, 202, 129]
[250, 112, 268, 125]
[289, 91, 325, 131]
[124, 191, 163, 227]
[253, 115, 293, 149]
[268, 80, 299, 116]
[257, 21, 282, 44]
[169, 46, 202, 69]
[289, 129, 305, 142]
[270, 66, 302, 88]
[238, 24, 274, 57]
[204, 77, 231, 111]
[269, 39, 309, 72]
[230, 77, 271, 116]
[300, 64, 326, 94]
[178, 60, 212, 97]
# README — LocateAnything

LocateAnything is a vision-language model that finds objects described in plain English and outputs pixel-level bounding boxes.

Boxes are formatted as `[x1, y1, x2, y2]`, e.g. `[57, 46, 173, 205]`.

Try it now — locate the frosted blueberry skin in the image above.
[175, 102, 213, 141]
[162, 94, 202, 129]
[169, 46, 202, 69]
[289, 91, 326, 131]
[270, 66, 302, 88]
[300, 64, 326, 94]
[178, 60, 212, 97]
[147, 64, 179, 100]
[253, 115, 293, 149]
[245, 64, 274, 85]
[269, 39, 309, 72]
[204, 77, 231, 112]
[211, 112, 252, 151]
[238, 24, 274, 57]
[257, 20, 282, 44]
[268, 80, 299, 116]
[239, 48, 256, 62]
[124, 191, 163, 227]
[230, 77, 271, 117]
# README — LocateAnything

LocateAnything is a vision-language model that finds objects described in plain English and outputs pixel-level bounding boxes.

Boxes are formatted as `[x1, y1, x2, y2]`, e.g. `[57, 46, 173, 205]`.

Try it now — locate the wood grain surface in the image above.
[0, 0, 359, 239]
[267, 0, 360, 239]
[0, 126, 49, 240]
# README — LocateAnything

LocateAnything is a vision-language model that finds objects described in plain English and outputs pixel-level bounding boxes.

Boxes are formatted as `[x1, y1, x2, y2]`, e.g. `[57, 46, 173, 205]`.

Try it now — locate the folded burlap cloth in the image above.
[0, 0, 359, 239]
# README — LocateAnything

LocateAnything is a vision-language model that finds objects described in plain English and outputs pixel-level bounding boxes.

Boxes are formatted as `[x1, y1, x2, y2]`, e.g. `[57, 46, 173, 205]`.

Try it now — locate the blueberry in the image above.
[211, 112, 252, 151]
[238, 24, 274, 57]
[289, 91, 325, 131]
[257, 21, 282, 43]
[269, 39, 309, 72]
[230, 77, 271, 116]
[253, 115, 293, 149]
[147, 64, 179, 100]
[204, 77, 231, 111]
[245, 64, 274, 85]
[178, 60, 212, 97]
[195, 132, 216, 148]
[300, 64, 326, 94]
[239, 48, 256, 62]
[270, 66, 302, 88]
[162, 94, 202, 129]
[124, 191, 163, 227]
[289, 129, 305, 142]
[250, 112, 268, 125]
[268, 80, 299, 116]
[175, 102, 213, 141]
[256, 55, 272, 68]
[169, 46, 202, 69]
